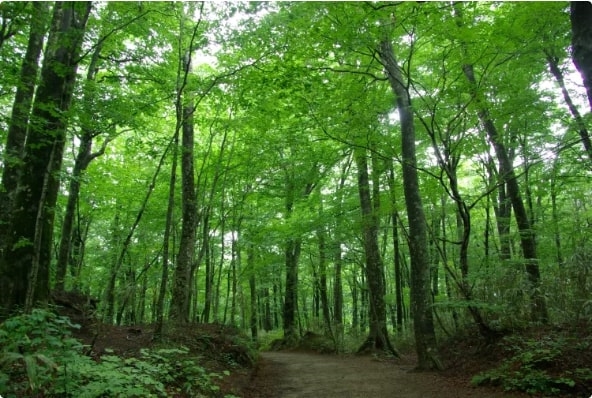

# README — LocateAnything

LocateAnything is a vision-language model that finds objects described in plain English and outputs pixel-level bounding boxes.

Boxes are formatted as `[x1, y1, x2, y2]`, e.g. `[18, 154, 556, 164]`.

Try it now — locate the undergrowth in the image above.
[472, 331, 592, 396]
[0, 309, 234, 397]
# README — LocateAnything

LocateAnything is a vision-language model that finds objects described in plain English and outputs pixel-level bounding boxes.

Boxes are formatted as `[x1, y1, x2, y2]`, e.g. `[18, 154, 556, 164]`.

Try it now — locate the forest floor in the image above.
[240, 350, 528, 398]
[54, 292, 591, 397]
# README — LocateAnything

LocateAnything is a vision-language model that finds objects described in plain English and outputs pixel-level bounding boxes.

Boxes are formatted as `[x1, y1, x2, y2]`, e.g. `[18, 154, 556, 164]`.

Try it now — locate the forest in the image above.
[1, 1, 592, 397]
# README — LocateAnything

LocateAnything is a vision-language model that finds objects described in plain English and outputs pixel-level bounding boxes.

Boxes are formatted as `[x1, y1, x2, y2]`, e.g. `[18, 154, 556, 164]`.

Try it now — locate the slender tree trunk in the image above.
[388, 167, 405, 332]
[282, 172, 314, 343]
[154, 129, 179, 337]
[454, 2, 547, 324]
[545, 51, 592, 163]
[462, 73, 547, 322]
[55, 41, 110, 292]
[168, 4, 203, 323]
[571, 1, 592, 111]
[248, 243, 258, 340]
[486, 156, 512, 261]
[283, 233, 301, 343]
[351, 275, 359, 334]
[354, 147, 399, 356]
[104, 138, 173, 322]
[170, 98, 197, 323]
[317, 221, 333, 340]
[379, 36, 441, 370]
[550, 160, 563, 267]
[201, 236, 213, 323]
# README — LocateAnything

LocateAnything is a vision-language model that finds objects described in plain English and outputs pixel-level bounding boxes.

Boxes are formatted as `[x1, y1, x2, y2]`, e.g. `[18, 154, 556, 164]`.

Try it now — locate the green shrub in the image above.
[0, 309, 231, 397]
[471, 335, 579, 395]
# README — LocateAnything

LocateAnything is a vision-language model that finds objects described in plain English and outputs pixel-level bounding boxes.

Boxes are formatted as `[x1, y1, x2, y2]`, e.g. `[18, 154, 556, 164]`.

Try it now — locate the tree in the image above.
[571, 1, 592, 111]
[454, 2, 548, 324]
[0, 2, 49, 245]
[168, 3, 206, 323]
[354, 146, 398, 356]
[0, 2, 92, 315]
[378, 32, 441, 370]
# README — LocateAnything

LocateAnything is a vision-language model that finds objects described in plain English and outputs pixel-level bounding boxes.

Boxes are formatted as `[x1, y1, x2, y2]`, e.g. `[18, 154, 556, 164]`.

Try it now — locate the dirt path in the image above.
[244, 351, 525, 398]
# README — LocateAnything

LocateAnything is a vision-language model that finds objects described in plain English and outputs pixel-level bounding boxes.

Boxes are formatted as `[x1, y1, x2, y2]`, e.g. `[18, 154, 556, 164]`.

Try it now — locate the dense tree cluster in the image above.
[1, 1, 591, 370]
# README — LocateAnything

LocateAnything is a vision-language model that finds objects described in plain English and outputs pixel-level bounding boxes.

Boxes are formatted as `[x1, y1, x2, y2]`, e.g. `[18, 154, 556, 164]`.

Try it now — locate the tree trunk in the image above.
[545, 51, 592, 163]
[387, 167, 405, 332]
[317, 224, 332, 335]
[283, 232, 301, 343]
[248, 243, 258, 340]
[455, 2, 547, 323]
[0, 2, 49, 244]
[170, 99, 198, 323]
[378, 36, 441, 370]
[353, 147, 399, 356]
[571, 1, 592, 111]
[0, 2, 91, 316]
[55, 40, 110, 292]
[154, 126, 179, 337]
[485, 155, 512, 261]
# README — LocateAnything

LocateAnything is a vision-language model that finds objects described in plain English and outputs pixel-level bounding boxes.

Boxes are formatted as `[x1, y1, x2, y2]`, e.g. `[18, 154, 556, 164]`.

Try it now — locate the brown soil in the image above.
[50, 292, 591, 398]
[242, 351, 527, 398]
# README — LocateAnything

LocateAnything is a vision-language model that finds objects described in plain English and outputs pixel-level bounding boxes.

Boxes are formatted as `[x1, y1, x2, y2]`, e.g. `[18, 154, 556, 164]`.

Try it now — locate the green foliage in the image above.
[0, 308, 82, 395]
[0, 310, 231, 397]
[471, 335, 588, 395]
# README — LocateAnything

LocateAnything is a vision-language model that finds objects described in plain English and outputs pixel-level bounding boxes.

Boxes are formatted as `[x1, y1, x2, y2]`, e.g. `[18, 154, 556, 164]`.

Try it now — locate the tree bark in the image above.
[0, 2, 49, 244]
[170, 99, 197, 323]
[571, 1, 592, 112]
[0, 2, 91, 315]
[387, 166, 405, 332]
[378, 36, 441, 370]
[354, 147, 399, 357]
[248, 243, 258, 340]
[545, 50, 592, 164]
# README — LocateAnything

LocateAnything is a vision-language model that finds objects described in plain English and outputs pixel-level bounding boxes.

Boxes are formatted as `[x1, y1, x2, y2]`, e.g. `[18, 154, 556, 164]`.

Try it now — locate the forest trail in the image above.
[245, 351, 525, 398]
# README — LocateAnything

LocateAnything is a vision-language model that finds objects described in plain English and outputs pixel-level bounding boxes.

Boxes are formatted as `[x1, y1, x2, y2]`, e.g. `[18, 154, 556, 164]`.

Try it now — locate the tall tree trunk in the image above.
[388, 167, 405, 332]
[0, 2, 91, 316]
[354, 147, 399, 356]
[317, 221, 333, 340]
[455, 2, 547, 323]
[169, 9, 203, 321]
[248, 242, 258, 340]
[550, 159, 564, 266]
[283, 230, 301, 343]
[55, 40, 110, 292]
[423, 120, 494, 338]
[0, 2, 49, 243]
[464, 68, 547, 323]
[282, 169, 314, 343]
[154, 126, 179, 337]
[104, 137, 174, 322]
[378, 36, 441, 370]
[170, 98, 197, 323]
[201, 234, 213, 323]
[571, 1, 592, 111]
[545, 51, 592, 163]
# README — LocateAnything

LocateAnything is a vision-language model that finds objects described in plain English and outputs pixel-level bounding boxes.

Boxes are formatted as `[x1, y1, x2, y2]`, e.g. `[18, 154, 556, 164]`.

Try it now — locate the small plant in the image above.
[0, 310, 232, 397]
[471, 335, 579, 395]
[0, 308, 84, 396]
